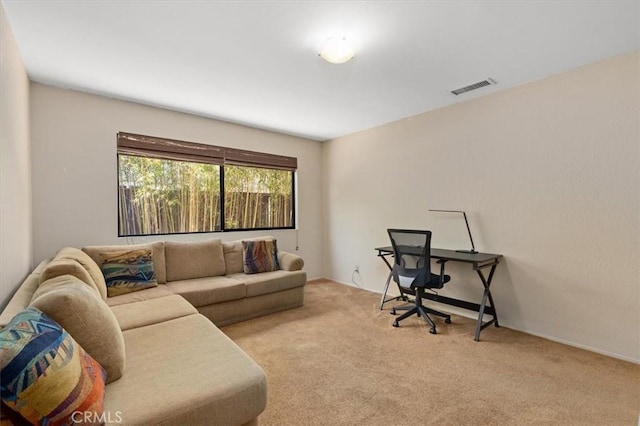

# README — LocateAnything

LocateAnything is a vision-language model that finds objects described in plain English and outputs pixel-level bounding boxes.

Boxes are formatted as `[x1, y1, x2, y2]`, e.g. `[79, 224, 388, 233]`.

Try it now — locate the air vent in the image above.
[451, 78, 497, 96]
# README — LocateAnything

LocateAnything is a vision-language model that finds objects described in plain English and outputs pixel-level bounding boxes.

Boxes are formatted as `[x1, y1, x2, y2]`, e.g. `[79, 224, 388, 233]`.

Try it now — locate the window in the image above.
[117, 132, 295, 236]
[224, 165, 293, 230]
[118, 156, 221, 235]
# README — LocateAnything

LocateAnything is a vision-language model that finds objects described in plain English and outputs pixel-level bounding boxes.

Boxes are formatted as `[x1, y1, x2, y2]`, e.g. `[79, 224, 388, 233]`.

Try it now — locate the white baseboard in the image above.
[504, 325, 639, 364]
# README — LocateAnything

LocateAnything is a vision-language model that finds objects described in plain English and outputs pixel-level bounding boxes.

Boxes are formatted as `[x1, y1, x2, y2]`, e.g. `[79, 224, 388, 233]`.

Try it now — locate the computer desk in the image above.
[375, 246, 503, 341]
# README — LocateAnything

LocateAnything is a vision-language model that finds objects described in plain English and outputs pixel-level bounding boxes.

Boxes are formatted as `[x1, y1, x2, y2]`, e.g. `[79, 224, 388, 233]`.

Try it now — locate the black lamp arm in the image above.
[462, 211, 476, 253]
[428, 209, 478, 254]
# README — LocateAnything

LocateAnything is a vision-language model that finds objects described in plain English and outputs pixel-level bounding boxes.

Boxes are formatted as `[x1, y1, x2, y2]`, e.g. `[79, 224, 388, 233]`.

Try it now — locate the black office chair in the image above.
[387, 229, 451, 334]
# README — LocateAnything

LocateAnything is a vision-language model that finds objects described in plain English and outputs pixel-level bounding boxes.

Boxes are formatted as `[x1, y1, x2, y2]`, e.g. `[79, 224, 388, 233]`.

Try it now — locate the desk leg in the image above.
[378, 253, 406, 310]
[379, 271, 393, 310]
[379, 254, 393, 271]
[379, 271, 410, 310]
[474, 263, 499, 341]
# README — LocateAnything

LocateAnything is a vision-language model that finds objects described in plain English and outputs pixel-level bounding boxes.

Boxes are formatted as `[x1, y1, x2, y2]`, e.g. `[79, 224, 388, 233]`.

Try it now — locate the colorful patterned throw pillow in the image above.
[242, 239, 280, 274]
[100, 248, 157, 297]
[0, 307, 107, 425]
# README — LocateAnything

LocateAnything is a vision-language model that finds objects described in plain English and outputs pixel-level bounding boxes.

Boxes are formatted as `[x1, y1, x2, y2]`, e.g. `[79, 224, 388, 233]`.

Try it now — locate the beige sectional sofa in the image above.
[0, 237, 306, 425]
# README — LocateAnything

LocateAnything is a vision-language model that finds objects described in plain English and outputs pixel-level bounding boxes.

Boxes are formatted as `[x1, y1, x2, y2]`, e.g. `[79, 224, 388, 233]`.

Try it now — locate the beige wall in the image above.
[0, 3, 32, 307]
[322, 52, 639, 362]
[29, 84, 323, 279]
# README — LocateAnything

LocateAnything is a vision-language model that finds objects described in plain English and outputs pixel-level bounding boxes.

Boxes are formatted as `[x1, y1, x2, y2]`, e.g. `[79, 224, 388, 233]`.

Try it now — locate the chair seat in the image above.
[407, 273, 450, 290]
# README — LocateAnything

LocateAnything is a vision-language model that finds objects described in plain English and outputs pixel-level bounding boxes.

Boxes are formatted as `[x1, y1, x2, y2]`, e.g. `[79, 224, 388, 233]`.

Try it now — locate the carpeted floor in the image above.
[222, 280, 639, 426]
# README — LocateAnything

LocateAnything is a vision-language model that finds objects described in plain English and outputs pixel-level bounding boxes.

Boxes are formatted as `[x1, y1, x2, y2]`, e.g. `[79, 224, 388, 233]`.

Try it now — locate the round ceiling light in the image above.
[318, 37, 355, 64]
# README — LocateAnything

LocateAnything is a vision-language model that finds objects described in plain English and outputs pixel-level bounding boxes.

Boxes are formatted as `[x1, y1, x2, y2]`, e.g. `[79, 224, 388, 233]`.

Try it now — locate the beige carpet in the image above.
[222, 280, 639, 426]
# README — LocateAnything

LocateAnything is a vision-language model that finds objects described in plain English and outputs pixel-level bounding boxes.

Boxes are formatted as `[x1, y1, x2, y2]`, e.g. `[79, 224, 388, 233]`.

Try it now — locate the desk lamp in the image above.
[429, 209, 478, 254]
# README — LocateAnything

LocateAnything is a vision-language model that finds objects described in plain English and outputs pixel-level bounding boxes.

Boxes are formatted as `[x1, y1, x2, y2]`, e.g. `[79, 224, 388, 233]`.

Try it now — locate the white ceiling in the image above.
[3, 1, 639, 141]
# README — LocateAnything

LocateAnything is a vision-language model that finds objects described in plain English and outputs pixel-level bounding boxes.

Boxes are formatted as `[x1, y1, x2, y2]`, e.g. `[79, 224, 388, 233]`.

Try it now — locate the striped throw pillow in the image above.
[0, 307, 107, 425]
[242, 239, 280, 274]
[100, 248, 157, 297]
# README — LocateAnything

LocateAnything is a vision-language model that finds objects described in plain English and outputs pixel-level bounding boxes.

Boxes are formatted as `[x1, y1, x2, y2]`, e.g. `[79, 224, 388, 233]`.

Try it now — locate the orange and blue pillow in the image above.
[0, 307, 106, 425]
[242, 239, 280, 274]
[100, 248, 157, 297]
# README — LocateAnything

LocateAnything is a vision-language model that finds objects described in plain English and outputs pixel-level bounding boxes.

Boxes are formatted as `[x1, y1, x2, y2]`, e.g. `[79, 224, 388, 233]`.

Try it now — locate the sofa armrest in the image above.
[278, 251, 304, 271]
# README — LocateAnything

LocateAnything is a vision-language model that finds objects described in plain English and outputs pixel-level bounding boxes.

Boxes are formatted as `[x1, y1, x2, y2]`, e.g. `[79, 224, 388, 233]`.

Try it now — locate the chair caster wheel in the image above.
[429, 328, 437, 334]
[390, 309, 396, 315]
[445, 318, 451, 324]
[392, 321, 399, 328]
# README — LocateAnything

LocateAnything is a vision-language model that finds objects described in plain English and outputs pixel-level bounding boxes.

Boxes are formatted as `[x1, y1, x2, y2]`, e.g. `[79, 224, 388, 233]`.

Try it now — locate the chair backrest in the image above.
[387, 229, 432, 289]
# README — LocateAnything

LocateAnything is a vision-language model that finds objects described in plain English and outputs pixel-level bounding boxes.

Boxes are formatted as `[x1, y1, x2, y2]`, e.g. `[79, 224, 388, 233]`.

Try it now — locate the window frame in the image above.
[116, 132, 296, 237]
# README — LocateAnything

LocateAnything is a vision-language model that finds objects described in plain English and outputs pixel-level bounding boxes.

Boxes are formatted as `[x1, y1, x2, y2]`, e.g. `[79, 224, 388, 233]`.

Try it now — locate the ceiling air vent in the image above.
[451, 78, 497, 96]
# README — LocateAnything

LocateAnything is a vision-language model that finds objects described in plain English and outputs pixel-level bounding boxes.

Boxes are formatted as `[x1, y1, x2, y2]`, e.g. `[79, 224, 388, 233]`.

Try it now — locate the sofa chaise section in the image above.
[104, 314, 267, 426]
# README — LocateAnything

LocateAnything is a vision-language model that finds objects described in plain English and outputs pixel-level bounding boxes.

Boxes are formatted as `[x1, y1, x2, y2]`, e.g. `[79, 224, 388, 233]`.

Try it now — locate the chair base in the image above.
[391, 303, 451, 334]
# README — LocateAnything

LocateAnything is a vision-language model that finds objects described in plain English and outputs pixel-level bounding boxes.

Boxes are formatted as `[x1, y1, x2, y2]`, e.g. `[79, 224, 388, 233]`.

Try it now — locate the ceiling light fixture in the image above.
[318, 37, 355, 64]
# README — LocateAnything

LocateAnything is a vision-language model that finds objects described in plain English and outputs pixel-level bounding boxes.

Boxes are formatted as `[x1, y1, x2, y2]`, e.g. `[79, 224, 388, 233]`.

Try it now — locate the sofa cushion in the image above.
[104, 314, 267, 426]
[105, 284, 174, 307]
[110, 295, 198, 331]
[100, 248, 158, 297]
[39, 257, 102, 298]
[0, 307, 107, 425]
[30, 275, 126, 383]
[223, 240, 244, 274]
[56, 247, 108, 300]
[242, 239, 280, 274]
[228, 270, 307, 297]
[166, 276, 246, 307]
[83, 241, 167, 284]
[165, 239, 226, 281]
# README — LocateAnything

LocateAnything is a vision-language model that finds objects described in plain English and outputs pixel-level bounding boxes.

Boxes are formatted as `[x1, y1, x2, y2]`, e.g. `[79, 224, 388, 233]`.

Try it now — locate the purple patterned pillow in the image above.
[242, 239, 280, 274]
